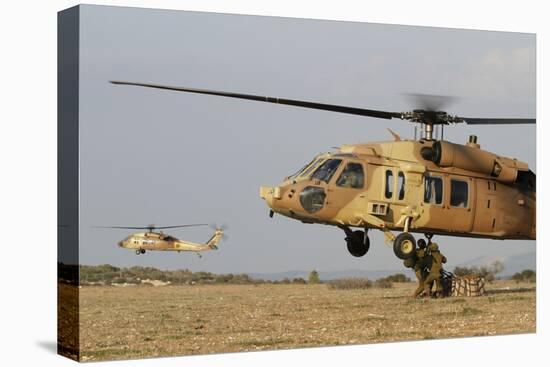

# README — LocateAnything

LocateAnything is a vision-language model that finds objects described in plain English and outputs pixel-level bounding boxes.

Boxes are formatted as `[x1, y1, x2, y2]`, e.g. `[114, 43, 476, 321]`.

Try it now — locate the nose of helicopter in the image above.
[260, 186, 279, 209]
[260, 183, 324, 221]
[260, 185, 299, 218]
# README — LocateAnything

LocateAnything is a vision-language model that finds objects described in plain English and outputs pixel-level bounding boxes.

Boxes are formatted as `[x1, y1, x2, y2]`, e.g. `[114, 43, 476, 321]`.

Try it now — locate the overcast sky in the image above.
[76, 5, 535, 273]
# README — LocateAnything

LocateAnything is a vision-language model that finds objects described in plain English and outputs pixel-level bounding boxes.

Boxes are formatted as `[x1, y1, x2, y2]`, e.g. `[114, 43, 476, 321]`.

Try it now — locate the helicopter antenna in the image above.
[387, 128, 401, 141]
[110, 81, 535, 141]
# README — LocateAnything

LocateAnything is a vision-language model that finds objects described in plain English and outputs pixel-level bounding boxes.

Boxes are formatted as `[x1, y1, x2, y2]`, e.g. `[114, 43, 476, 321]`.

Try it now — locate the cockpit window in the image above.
[336, 162, 364, 188]
[311, 159, 342, 183]
[288, 158, 317, 180]
[299, 158, 325, 178]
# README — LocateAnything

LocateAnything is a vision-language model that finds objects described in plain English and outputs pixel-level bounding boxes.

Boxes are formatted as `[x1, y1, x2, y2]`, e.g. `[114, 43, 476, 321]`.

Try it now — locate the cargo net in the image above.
[441, 270, 486, 297]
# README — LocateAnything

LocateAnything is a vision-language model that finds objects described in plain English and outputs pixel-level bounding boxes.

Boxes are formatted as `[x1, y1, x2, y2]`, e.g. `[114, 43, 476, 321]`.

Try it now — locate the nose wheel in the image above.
[135, 249, 146, 255]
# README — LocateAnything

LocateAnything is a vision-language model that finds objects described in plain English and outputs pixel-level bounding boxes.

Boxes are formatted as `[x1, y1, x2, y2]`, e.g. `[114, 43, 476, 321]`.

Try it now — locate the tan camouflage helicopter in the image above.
[110, 81, 536, 260]
[97, 223, 224, 256]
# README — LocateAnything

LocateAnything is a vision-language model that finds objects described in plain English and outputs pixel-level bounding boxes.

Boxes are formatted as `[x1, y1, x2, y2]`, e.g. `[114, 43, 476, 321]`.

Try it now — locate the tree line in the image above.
[61, 263, 535, 286]
[79, 264, 268, 285]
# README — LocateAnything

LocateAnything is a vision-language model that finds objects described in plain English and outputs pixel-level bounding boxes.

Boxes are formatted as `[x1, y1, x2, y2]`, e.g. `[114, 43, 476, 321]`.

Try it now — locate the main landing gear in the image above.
[340, 226, 370, 257]
[340, 225, 434, 260]
[393, 232, 434, 259]
[393, 233, 416, 259]
[135, 248, 146, 255]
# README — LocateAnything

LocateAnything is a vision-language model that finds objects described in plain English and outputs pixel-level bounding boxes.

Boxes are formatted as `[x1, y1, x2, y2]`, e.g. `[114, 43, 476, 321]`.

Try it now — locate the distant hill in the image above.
[455, 249, 536, 276]
[250, 250, 536, 281]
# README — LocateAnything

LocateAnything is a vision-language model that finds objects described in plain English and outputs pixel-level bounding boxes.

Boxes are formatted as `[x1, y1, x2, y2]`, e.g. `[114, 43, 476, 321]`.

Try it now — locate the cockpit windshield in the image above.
[311, 159, 342, 183]
[288, 158, 315, 180]
[288, 155, 325, 180]
[299, 157, 325, 178]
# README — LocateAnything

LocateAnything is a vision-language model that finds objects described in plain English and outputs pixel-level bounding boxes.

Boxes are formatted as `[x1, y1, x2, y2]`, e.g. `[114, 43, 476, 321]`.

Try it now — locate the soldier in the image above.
[403, 239, 431, 298]
[422, 242, 447, 297]
[403, 256, 416, 293]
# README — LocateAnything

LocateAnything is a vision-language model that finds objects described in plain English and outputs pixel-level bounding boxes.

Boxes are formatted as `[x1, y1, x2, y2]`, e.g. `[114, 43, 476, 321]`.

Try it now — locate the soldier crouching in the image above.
[422, 242, 447, 298]
[404, 239, 432, 298]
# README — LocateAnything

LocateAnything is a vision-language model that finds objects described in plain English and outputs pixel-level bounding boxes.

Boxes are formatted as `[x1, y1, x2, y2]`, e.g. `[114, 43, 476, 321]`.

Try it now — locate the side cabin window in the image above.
[397, 171, 405, 200]
[450, 179, 469, 208]
[311, 159, 342, 183]
[424, 176, 443, 205]
[336, 162, 364, 189]
[385, 170, 394, 199]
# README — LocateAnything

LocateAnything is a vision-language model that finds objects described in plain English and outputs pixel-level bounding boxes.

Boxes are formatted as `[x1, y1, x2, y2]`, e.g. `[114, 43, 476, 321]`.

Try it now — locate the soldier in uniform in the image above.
[422, 242, 447, 297]
[404, 239, 431, 298]
[403, 257, 417, 294]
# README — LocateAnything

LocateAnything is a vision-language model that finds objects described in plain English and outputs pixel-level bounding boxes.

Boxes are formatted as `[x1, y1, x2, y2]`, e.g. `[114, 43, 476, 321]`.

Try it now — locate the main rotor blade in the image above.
[154, 224, 208, 229]
[94, 224, 208, 230]
[459, 117, 536, 125]
[93, 226, 150, 229]
[110, 81, 402, 120]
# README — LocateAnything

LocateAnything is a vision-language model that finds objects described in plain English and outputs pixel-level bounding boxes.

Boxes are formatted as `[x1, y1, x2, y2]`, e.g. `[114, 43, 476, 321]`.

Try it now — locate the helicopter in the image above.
[96, 223, 225, 256]
[109, 81, 536, 261]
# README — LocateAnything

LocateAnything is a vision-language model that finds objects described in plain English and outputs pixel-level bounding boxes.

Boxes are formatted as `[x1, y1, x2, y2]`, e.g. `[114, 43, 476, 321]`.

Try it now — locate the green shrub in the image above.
[374, 279, 393, 288]
[453, 260, 504, 282]
[327, 277, 372, 290]
[111, 277, 126, 284]
[308, 270, 321, 284]
[512, 269, 536, 283]
[378, 273, 410, 283]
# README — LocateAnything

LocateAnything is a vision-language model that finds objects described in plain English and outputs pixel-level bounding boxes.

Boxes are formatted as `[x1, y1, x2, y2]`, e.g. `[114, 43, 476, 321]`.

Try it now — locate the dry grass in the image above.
[76, 280, 535, 361]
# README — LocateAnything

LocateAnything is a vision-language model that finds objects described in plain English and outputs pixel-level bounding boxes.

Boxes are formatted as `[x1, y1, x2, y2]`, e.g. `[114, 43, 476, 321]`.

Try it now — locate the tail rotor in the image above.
[209, 223, 229, 241]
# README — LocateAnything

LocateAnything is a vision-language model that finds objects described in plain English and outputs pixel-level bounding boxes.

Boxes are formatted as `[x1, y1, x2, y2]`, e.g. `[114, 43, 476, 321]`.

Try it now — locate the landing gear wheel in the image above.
[140, 249, 146, 254]
[393, 232, 416, 260]
[135, 249, 141, 255]
[346, 230, 370, 257]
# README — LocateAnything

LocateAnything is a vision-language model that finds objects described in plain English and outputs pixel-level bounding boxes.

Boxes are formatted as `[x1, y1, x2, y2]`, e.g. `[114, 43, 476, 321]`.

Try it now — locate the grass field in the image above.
[74, 281, 535, 361]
